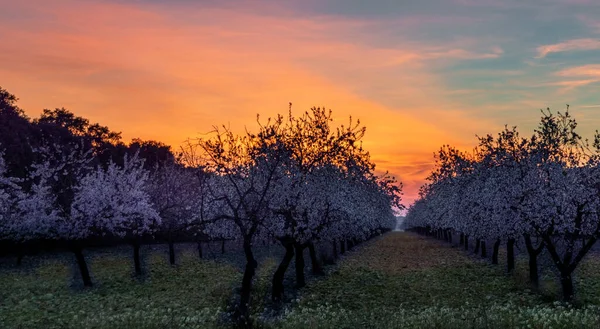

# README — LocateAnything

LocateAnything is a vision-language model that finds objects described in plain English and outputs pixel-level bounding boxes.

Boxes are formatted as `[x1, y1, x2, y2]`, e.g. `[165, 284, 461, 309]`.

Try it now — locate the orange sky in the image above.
[2, 0, 600, 207]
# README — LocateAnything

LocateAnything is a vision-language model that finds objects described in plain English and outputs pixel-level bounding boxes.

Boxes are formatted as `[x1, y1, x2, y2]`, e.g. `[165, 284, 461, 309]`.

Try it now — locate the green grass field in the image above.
[2, 233, 600, 328]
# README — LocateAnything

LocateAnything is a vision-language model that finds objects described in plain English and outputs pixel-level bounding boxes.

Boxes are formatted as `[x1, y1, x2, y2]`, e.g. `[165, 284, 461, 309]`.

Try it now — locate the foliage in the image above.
[72, 154, 160, 240]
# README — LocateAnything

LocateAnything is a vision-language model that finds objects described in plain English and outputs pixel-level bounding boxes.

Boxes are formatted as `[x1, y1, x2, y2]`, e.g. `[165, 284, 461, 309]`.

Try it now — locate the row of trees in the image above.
[405, 107, 600, 302]
[0, 88, 402, 326]
[166, 106, 402, 325]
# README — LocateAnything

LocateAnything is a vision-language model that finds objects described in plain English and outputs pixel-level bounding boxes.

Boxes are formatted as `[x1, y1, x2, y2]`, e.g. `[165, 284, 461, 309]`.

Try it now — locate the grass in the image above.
[0, 246, 240, 329]
[3, 233, 600, 328]
[301, 234, 540, 309]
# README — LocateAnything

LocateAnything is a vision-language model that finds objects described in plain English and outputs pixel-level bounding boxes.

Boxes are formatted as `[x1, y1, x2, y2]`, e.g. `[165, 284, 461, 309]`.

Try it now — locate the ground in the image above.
[2, 233, 600, 328]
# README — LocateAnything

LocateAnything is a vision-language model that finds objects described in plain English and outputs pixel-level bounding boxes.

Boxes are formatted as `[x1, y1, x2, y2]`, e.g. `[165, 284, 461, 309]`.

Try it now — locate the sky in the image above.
[1, 0, 600, 206]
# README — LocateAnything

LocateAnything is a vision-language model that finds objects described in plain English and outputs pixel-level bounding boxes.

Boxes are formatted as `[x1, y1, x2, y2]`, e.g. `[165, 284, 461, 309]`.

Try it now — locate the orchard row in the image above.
[406, 108, 600, 302]
[0, 88, 402, 326]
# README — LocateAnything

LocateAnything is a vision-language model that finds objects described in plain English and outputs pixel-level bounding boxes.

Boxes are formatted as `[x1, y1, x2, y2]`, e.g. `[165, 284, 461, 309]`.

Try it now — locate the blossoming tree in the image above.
[72, 154, 160, 278]
[191, 118, 287, 326]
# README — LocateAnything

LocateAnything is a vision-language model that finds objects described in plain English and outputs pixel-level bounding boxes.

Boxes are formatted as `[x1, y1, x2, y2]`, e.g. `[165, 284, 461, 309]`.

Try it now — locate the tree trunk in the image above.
[168, 240, 176, 265]
[474, 239, 480, 254]
[481, 240, 487, 258]
[238, 237, 258, 328]
[197, 241, 203, 259]
[460, 233, 464, 246]
[221, 240, 226, 254]
[542, 233, 598, 303]
[133, 240, 142, 276]
[272, 241, 294, 302]
[72, 245, 93, 287]
[308, 242, 324, 275]
[447, 230, 453, 244]
[347, 239, 353, 251]
[560, 271, 574, 302]
[464, 235, 469, 251]
[524, 234, 541, 288]
[340, 240, 346, 254]
[294, 243, 306, 288]
[507, 238, 515, 273]
[492, 239, 500, 265]
[332, 240, 338, 259]
[16, 254, 23, 266]
[529, 250, 539, 288]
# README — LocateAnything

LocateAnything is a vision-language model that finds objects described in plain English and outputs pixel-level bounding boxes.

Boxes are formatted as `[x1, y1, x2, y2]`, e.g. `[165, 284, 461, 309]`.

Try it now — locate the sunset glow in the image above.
[2, 0, 600, 206]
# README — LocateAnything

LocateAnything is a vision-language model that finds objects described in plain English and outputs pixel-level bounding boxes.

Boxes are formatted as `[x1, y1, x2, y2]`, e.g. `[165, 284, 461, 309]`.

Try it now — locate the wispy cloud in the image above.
[535, 38, 600, 58]
[424, 47, 504, 60]
[556, 64, 600, 77]
[548, 64, 600, 92]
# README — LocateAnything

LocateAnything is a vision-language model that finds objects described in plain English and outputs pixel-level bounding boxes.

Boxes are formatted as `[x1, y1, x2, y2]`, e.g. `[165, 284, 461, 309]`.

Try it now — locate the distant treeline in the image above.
[0, 86, 177, 180]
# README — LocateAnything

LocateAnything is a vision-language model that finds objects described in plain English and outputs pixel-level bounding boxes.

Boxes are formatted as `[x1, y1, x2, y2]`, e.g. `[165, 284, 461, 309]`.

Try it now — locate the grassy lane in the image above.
[301, 233, 540, 309]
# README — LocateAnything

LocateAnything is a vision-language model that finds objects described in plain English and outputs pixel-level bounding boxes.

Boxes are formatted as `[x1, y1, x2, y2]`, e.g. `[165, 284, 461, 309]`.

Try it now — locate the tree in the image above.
[192, 117, 287, 327]
[73, 154, 161, 277]
[475, 128, 542, 277]
[147, 162, 197, 265]
[34, 108, 123, 166]
[179, 141, 233, 260]
[0, 151, 24, 247]
[267, 107, 402, 301]
[521, 109, 600, 301]
[0, 87, 37, 179]
[127, 139, 175, 171]
[14, 143, 93, 284]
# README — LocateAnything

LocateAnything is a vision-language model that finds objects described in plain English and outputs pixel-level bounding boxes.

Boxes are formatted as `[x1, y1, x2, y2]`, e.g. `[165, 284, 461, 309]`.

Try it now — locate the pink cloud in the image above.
[423, 47, 503, 60]
[556, 64, 600, 77]
[535, 38, 600, 58]
[548, 64, 600, 92]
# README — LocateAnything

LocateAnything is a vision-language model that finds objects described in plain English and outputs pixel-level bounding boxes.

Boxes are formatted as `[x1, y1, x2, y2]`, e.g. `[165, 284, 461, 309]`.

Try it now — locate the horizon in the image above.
[2, 0, 600, 206]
